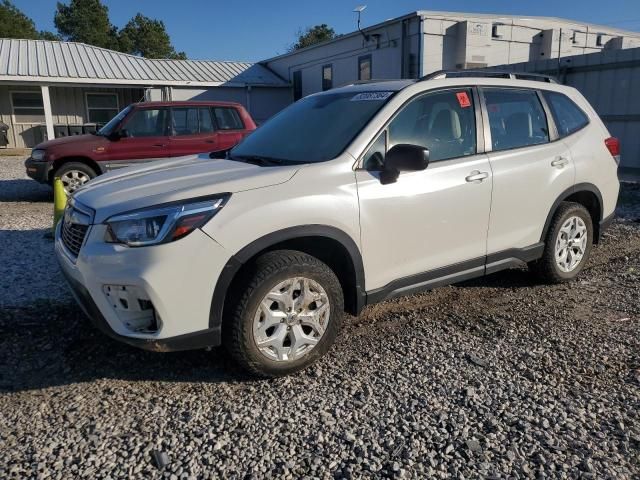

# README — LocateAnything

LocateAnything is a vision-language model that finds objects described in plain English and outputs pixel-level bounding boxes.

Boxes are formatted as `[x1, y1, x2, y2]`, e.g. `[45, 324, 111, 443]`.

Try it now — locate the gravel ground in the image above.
[0, 156, 639, 479]
[0, 156, 72, 308]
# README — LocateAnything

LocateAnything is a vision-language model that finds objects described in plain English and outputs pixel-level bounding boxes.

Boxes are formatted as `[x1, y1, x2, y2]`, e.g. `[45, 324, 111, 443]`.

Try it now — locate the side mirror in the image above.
[380, 144, 429, 184]
[109, 129, 129, 140]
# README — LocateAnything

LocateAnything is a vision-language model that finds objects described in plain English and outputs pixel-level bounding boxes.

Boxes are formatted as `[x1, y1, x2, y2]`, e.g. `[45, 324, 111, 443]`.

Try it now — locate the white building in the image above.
[263, 10, 640, 99]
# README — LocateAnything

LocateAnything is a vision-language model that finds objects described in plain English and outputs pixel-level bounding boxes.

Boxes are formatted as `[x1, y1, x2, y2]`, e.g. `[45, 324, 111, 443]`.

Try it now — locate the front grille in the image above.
[61, 218, 89, 257]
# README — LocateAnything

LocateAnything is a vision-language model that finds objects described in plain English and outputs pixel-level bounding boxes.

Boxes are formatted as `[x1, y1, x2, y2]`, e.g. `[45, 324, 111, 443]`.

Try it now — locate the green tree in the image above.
[54, 0, 119, 49]
[0, 0, 39, 39]
[290, 24, 336, 51]
[39, 30, 62, 41]
[118, 14, 186, 59]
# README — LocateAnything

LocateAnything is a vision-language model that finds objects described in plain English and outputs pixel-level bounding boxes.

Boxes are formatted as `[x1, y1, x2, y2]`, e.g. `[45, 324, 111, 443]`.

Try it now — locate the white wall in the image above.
[266, 19, 409, 97]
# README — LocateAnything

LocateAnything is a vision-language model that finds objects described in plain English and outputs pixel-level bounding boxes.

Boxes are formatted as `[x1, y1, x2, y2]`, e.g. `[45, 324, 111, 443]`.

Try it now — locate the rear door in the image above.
[168, 106, 218, 157]
[481, 87, 574, 257]
[105, 107, 170, 168]
[211, 106, 247, 152]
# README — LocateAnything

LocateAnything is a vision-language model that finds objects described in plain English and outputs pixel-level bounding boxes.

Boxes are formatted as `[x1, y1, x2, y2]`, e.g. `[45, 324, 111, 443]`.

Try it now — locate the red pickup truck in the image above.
[25, 101, 256, 194]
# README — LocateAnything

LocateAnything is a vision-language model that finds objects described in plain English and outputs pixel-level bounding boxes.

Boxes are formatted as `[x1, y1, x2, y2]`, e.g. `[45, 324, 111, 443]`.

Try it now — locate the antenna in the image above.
[354, 5, 368, 42]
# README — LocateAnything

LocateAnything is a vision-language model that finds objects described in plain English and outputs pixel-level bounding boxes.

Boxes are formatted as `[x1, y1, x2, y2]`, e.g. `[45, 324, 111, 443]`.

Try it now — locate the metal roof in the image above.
[0, 38, 288, 87]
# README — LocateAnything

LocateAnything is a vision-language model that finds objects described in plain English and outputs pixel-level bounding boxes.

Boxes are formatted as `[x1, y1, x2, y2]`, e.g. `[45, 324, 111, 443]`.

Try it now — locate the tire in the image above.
[224, 250, 344, 377]
[54, 162, 97, 195]
[529, 202, 593, 283]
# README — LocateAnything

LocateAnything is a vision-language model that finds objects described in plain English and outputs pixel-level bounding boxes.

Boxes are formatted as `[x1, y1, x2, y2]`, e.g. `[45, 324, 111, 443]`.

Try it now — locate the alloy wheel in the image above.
[554, 215, 588, 273]
[252, 277, 330, 362]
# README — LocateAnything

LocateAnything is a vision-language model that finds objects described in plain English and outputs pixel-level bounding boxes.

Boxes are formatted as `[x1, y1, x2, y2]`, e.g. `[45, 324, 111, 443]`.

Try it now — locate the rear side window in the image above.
[199, 108, 215, 133]
[483, 89, 549, 152]
[214, 107, 244, 130]
[172, 108, 199, 135]
[543, 91, 589, 137]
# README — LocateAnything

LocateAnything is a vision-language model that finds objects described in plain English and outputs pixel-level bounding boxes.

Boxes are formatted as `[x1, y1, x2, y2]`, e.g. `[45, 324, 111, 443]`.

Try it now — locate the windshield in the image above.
[97, 105, 132, 136]
[230, 91, 394, 163]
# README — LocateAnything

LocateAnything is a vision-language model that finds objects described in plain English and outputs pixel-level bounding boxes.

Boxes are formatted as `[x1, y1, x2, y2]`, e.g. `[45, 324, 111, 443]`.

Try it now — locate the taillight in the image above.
[605, 137, 620, 156]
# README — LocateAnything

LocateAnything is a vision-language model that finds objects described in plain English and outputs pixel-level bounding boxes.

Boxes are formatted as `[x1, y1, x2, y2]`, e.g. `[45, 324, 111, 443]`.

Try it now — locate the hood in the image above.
[73, 154, 299, 223]
[36, 134, 105, 150]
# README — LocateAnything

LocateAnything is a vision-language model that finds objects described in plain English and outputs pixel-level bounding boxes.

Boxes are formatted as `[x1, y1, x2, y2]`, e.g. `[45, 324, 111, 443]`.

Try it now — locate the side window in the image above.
[483, 89, 549, 151]
[172, 107, 199, 135]
[213, 107, 244, 130]
[386, 89, 477, 162]
[543, 91, 589, 137]
[124, 108, 168, 137]
[199, 107, 215, 133]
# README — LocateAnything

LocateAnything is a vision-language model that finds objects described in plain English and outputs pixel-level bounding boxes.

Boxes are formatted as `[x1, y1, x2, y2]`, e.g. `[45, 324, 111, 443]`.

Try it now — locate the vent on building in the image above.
[471, 55, 486, 62]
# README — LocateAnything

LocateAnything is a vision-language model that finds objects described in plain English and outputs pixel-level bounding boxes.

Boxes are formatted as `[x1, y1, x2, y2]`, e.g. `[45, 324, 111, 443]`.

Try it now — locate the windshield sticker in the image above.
[351, 91, 393, 102]
[456, 92, 471, 108]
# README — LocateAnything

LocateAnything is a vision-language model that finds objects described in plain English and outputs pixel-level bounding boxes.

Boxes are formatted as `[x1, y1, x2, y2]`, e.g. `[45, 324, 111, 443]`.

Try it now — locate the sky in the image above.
[11, 0, 640, 62]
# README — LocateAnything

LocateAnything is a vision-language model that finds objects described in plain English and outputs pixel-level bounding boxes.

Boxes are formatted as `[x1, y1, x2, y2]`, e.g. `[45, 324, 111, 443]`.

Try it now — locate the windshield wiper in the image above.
[229, 155, 289, 167]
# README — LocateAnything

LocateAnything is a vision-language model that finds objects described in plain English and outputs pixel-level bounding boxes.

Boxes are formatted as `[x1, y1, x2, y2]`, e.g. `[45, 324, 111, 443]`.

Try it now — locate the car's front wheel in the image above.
[55, 162, 96, 195]
[530, 202, 593, 283]
[225, 250, 343, 377]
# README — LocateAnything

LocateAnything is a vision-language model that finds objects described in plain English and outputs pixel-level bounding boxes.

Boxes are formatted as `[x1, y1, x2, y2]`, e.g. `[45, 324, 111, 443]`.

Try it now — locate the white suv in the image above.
[55, 74, 620, 376]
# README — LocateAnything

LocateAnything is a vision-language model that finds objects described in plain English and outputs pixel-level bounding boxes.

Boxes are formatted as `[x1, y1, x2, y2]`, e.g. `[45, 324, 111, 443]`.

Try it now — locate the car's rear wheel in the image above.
[55, 162, 96, 195]
[529, 202, 593, 283]
[225, 250, 343, 377]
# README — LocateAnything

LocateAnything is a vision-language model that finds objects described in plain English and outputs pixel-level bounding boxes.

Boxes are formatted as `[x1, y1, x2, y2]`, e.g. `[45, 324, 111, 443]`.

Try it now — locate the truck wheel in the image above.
[55, 162, 96, 195]
[529, 202, 593, 283]
[225, 250, 343, 377]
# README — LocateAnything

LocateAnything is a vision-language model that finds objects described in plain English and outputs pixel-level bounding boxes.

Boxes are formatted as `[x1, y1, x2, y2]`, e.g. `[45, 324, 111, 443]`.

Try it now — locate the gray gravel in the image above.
[0, 156, 71, 307]
[0, 156, 639, 478]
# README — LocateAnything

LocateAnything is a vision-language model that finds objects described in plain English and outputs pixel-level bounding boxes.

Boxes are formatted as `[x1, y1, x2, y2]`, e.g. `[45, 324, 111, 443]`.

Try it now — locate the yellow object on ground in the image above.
[52, 177, 67, 233]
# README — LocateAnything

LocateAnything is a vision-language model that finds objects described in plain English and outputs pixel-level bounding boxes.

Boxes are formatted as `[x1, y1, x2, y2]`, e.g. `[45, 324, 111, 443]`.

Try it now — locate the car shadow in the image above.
[456, 266, 539, 289]
[0, 179, 52, 202]
[0, 302, 255, 392]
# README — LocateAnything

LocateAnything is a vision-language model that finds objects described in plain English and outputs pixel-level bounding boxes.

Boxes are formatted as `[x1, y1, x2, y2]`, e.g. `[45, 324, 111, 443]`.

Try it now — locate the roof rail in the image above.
[419, 70, 558, 84]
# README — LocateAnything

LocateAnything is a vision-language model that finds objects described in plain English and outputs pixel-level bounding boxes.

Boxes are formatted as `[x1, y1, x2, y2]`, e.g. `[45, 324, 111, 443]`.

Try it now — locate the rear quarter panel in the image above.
[564, 89, 620, 218]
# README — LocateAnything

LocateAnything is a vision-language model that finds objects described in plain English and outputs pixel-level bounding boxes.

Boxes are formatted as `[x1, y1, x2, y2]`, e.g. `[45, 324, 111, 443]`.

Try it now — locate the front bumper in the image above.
[25, 157, 52, 184]
[55, 221, 232, 352]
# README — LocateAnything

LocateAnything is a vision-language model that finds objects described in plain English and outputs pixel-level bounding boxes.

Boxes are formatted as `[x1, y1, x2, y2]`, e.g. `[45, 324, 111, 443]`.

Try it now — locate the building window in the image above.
[11, 91, 45, 124]
[596, 34, 604, 47]
[358, 55, 372, 81]
[293, 70, 302, 101]
[86, 93, 119, 124]
[322, 64, 333, 91]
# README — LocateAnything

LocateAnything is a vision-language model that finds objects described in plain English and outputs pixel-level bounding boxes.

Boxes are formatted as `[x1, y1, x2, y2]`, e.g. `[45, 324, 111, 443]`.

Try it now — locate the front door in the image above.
[105, 107, 170, 168]
[356, 88, 493, 293]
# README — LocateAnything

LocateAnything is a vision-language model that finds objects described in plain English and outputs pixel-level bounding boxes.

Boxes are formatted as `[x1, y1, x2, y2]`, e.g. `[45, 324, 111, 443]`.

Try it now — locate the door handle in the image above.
[152, 143, 167, 148]
[205, 140, 216, 144]
[465, 171, 489, 183]
[551, 156, 569, 168]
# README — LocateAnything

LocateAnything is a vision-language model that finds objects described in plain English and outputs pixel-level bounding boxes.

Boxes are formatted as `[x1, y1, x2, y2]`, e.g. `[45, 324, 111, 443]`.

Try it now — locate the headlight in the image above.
[104, 195, 230, 247]
[31, 149, 46, 161]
